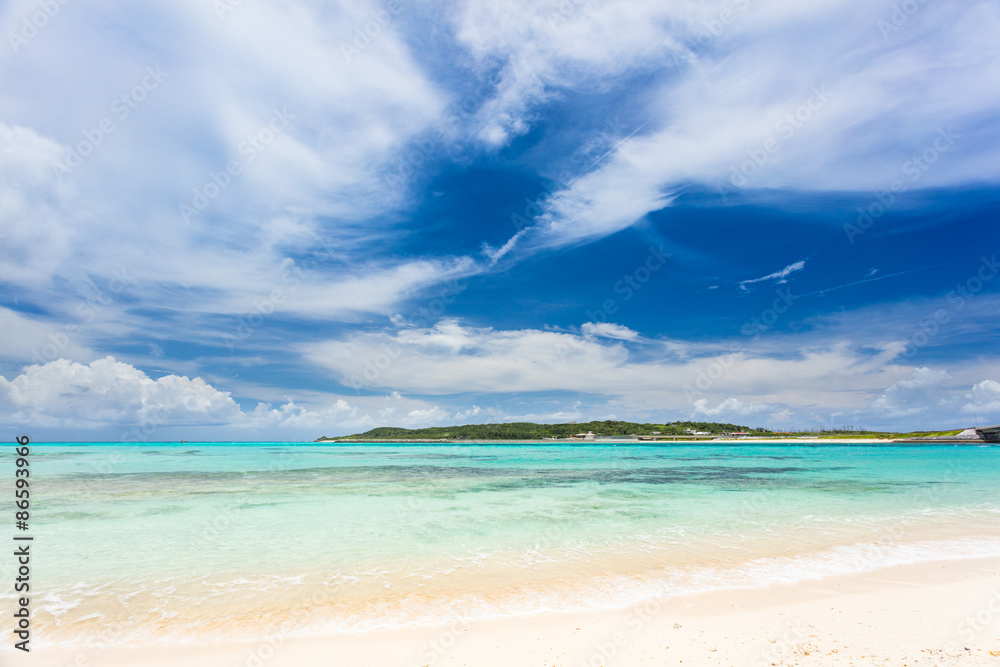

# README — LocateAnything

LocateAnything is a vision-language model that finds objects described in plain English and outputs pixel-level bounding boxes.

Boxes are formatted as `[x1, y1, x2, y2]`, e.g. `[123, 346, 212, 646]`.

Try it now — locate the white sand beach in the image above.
[26, 557, 1000, 667]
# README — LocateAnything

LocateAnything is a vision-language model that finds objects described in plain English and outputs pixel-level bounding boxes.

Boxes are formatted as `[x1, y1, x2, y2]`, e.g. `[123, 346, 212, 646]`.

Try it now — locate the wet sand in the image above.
[24, 557, 1000, 666]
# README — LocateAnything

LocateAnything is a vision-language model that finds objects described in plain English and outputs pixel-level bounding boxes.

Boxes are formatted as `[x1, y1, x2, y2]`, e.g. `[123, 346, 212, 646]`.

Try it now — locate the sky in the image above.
[1, 0, 999, 441]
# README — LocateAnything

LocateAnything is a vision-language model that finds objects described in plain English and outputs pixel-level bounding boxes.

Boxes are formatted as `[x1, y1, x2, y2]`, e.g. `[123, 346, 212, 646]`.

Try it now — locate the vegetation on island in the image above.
[317, 421, 968, 442]
[322, 420, 759, 441]
[318, 420, 960, 441]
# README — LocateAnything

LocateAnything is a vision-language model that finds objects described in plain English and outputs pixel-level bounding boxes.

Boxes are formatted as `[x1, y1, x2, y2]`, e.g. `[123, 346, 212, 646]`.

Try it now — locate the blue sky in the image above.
[1, 0, 999, 440]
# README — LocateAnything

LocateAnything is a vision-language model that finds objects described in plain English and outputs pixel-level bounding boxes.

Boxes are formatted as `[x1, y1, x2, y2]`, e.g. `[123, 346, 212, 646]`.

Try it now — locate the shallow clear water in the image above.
[5, 441, 1000, 645]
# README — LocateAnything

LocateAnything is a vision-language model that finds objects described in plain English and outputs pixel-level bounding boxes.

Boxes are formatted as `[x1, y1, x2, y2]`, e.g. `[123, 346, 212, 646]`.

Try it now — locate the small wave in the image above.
[28, 535, 1000, 648]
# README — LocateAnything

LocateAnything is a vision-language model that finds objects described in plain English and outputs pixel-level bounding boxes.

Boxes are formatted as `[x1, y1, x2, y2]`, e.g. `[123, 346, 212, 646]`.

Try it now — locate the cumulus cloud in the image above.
[870, 367, 954, 417]
[244, 397, 483, 432]
[0, 349, 991, 435]
[962, 380, 1000, 416]
[0, 357, 241, 427]
[692, 397, 772, 419]
[0, 356, 490, 435]
[245, 399, 367, 431]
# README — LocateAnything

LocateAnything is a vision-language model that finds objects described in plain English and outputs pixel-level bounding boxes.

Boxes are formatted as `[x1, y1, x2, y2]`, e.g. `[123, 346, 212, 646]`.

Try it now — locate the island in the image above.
[317, 420, 992, 443]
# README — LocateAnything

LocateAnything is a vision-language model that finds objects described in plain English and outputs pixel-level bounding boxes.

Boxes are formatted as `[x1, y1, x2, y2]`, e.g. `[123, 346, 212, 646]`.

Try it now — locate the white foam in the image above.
[29, 535, 1000, 647]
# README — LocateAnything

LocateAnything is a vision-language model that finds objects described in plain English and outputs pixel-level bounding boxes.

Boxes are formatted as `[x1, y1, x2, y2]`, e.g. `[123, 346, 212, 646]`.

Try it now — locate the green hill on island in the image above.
[320, 420, 766, 441]
[317, 421, 969, 442]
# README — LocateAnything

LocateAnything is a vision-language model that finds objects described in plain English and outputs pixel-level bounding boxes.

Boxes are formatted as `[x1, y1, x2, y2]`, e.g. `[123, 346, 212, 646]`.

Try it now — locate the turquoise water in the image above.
[5, 442, 1000, 645]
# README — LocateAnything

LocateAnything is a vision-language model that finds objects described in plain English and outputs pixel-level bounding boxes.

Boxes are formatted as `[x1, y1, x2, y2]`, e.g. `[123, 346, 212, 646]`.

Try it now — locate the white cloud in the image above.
[962, 380, 1000, 416]
[2, 348, 993, 435]
[692, 397, 772, 419]
[304, 318, 631, 394]
[0, 307, 95, 365]
[3, 0, 995, 329]
[870, 367, 954, 417]
[739, 260, 806, 292]
[480, 0, 1000, 248]
[452, 0, 686, 146]
[0, 356, 492, 435]
[768, 408, 794, 424]
[240, 392, 487, 433]
[0, 0, 471, 337]
[245, 397, 476, 432]
[481, 229, 528, 263]
[0, 357, 241, 427]
[291, 310, 1000, 430]
[581, 322, 639, 341]
[302, 319, 930, 415]
[0, 123, 79, 286]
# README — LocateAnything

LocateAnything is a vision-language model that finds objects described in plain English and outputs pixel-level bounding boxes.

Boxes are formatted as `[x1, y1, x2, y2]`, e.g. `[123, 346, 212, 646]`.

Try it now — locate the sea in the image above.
[5, 441, 1000, 647]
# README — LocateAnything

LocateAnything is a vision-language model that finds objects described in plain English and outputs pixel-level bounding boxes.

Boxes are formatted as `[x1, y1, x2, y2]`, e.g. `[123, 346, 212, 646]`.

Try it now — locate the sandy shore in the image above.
[22, 557, 1000, 666]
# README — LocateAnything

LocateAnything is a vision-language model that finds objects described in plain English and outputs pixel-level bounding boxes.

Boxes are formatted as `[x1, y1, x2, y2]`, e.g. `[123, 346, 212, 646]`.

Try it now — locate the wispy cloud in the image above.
[477, 0, 1000, 250]
[799, 265, 939, 298]
[739, 260, 807, 292]
[581, 322, 640, 341]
